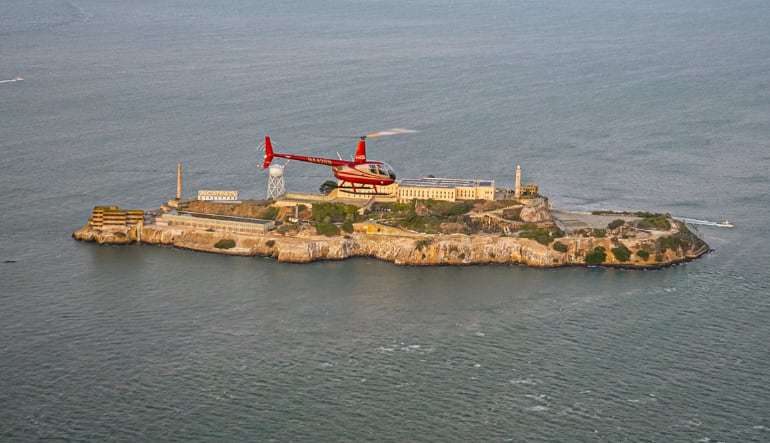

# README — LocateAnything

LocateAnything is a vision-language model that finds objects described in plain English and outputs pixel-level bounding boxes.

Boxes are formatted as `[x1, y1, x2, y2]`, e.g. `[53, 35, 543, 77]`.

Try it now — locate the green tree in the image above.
[319, 180, 338, 195]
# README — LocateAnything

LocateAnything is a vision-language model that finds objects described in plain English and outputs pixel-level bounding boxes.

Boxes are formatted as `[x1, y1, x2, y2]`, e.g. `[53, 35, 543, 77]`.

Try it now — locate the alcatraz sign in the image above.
[197, 190, 238, 201]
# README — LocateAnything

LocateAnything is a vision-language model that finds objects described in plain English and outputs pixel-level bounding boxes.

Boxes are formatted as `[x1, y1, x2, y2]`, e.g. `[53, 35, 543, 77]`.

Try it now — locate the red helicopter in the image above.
[261, 129, 416, 194]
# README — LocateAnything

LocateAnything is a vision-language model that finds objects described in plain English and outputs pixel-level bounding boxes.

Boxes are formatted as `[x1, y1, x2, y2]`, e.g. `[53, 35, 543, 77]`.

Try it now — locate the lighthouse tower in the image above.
[176, 163, 182, 200]
[514, 165, 522, 199]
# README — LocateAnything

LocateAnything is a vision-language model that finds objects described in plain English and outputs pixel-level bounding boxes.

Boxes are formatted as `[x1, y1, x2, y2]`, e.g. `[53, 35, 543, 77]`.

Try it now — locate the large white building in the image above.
[335, 177, 496, 203]
[394, 177, 495, 203]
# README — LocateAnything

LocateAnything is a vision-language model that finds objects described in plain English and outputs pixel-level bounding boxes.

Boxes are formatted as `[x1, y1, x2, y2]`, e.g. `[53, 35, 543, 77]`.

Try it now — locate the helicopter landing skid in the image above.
[337, 187, 390, 196]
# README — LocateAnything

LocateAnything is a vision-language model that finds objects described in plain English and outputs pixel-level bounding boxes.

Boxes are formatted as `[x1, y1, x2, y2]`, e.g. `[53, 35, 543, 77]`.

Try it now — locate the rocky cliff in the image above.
[72, 220, 709, 268]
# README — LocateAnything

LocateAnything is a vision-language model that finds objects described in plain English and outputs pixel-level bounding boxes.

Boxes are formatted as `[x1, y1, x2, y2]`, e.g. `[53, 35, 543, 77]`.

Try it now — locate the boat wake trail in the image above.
[674, 217, 733, 228]
[0, 76, 23, 84]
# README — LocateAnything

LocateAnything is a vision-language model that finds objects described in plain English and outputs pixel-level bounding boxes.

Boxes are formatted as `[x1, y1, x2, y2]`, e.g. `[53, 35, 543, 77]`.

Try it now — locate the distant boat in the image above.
[716, 220, 734, 228]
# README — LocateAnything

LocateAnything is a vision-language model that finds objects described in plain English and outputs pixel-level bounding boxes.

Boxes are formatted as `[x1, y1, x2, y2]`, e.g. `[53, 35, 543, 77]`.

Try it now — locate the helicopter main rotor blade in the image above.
[364, 128, 418, 138]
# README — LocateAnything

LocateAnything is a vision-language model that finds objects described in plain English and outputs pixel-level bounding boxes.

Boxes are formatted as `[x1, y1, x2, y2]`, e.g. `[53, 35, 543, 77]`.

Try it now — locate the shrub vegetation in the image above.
[655, 225, 706, 254]
[585, 247, 607, 265]
[312, 202, 360, 223]
[607, 219, 626, 230]
[214, 239, 236, 249]
[501, 207, 523, 221]
[261, 206, 279, 220]
[315, 221, 340, 237]
[415, 239, 432, 251]
[611, 244, 632, 262]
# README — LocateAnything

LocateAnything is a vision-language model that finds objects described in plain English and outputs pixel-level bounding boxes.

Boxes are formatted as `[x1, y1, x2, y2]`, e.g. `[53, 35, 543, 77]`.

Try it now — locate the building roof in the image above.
[397, 177, 494, 189]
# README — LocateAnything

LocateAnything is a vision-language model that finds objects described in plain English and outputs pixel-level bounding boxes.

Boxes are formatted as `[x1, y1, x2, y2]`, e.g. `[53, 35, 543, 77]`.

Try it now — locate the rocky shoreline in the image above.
[72, 216, 710, 268]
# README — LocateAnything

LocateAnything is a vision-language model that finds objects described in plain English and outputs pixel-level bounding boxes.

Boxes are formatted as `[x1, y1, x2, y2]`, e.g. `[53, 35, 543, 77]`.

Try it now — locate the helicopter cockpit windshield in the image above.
[367, 163, 397, 180]
[380, 163, 396, 180]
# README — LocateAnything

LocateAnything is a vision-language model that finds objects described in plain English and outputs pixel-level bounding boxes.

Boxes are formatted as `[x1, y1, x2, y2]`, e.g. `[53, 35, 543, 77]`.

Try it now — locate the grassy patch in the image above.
[638, 215, 671, 231]
[424, 200, 474, 217]
[519, 227, 554, 245]
[519, 224, 564, 250]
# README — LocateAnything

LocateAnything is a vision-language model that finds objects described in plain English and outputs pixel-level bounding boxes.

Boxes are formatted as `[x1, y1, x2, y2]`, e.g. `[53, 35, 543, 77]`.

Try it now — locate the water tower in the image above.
[266, 164, 286, 199]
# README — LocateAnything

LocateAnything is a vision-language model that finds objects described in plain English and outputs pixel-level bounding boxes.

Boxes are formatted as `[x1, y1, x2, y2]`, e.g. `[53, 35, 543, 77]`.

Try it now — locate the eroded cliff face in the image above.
[72, 225, 135, 245]
[72, 221, 709, 268]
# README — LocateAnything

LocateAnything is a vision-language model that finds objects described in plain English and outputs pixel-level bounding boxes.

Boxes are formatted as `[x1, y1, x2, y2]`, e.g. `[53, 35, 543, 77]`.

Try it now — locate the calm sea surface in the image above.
[1, 0, 769, 441]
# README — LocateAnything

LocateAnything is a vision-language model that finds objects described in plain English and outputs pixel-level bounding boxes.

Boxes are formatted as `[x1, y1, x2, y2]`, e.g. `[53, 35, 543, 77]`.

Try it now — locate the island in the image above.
[72, 185, 710, 268]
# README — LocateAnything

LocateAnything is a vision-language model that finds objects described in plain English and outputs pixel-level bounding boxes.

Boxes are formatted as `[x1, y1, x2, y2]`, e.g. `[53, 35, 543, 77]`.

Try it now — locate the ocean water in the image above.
[1, 0, 769, 441]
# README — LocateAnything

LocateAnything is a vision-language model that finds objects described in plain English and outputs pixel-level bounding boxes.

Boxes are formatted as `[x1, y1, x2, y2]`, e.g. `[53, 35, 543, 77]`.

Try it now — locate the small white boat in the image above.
[12, 76, 23, 81]
[716, 220, 733, 228]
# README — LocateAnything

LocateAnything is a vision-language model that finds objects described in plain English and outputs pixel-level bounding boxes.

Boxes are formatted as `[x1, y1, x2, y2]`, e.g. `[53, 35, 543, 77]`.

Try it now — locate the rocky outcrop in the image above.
[519, 198, 551, 223]
[72, 225, 135, 245]
[72, 219, 710, 268]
